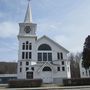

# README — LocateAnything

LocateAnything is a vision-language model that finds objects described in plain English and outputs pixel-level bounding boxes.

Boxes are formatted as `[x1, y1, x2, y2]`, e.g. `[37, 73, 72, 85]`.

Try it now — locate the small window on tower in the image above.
[26, 52, 28, 59]
[26, 41, 29, 44]
[20, 62, 22, 66]
[26, 44, 28, 50]
[22, 43, 25, 50]
[20, 68, 22, 72]
[29, 52, 32, 59]
[26, 61, 29, 65]
[22, 52, 25, 59]
[26, 41, 29, 50]
[26, 67, 29, 71]
[29, 43, 32, 50]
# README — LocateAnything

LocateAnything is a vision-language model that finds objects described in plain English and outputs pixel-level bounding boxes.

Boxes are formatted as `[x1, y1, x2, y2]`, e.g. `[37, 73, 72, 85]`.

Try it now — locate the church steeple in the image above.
[18, 0, 37, 37]
[24, 0, 32, 23]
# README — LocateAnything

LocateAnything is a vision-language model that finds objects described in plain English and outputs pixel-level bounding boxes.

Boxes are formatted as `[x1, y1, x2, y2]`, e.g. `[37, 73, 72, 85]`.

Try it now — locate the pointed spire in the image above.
[24, 0, 32, 23]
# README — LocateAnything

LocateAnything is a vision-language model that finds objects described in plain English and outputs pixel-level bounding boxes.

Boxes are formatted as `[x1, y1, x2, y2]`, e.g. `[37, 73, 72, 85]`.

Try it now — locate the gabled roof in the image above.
[37, 35, 69, 53]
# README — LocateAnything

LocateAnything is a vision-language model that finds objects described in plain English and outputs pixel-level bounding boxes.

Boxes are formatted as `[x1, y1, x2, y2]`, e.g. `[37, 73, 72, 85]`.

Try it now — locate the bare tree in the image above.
[68, 53, 81, 78]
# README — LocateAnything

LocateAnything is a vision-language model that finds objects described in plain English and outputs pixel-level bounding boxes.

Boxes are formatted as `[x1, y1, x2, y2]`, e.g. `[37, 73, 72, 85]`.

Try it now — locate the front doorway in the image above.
[42, 66, 53, 83]
[26, 72, 33, 79]
[43, 72, 53, 83]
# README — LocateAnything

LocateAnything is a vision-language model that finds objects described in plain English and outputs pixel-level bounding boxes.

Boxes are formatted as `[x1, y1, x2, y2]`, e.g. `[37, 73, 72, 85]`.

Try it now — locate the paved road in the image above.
[64, 88, 90, 90]
[0, 87, 90, 90]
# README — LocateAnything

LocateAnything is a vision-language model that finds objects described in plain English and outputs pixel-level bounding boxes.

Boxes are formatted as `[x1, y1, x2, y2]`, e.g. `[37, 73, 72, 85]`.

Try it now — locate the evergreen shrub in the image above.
[8, 79, 42, 88]
[63, 78, 90, 86]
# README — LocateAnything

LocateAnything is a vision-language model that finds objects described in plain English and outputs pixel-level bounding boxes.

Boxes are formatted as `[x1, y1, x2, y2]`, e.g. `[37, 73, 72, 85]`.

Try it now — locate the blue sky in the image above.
[0, 0, 90, 61]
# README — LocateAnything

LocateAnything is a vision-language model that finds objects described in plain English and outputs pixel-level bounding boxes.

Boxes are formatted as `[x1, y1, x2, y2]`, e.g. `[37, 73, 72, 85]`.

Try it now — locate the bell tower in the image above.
[18, 0, 37, 38]
[17, 0, 37, 79]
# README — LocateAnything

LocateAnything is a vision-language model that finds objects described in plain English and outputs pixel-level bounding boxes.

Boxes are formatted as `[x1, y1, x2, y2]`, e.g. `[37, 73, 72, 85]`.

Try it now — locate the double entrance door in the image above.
[26, 72, 33, 79]
[42, 72, 53, 83]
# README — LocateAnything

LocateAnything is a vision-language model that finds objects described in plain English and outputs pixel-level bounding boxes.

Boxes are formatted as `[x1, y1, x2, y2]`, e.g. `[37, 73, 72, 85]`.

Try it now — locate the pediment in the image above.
[37, 35, 69, 53]
[37, 62, 54, 73]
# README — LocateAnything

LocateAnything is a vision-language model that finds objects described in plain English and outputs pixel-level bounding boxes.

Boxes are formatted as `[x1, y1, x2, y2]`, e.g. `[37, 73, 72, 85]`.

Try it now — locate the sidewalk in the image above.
[0, 84, 90, 90]
[11, 86, 90, 90]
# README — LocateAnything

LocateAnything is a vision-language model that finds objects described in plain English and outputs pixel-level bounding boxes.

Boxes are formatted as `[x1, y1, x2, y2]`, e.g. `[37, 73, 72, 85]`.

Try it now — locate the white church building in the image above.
[17, 1, 71, 83]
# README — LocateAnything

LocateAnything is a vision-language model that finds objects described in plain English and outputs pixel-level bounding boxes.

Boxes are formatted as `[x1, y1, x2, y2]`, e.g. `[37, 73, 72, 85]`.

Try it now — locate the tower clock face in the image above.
[24, 26, 31, 33]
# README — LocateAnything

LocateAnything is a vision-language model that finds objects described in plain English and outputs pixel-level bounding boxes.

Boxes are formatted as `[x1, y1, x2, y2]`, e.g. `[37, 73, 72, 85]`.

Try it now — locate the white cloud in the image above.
[36, 0, 90, 53]
[0, 22, 18, 38]
[54, 35, 83, 53]
[37, 20, 85, 53]
[0, 0, 90, 62]
[0, 12, 3, 18]
[0, 41, 18, 61]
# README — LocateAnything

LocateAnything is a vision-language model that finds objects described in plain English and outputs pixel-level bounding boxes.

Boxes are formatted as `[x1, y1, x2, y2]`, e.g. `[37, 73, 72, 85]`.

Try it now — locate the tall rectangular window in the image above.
[57, 52, 60, 59]
[26, 45, 28, 50]
[57, 67, 60, 71]
[57, 52, 63, 60]
[31, 67, 34, 71]
[20, 68, 22, 72]
[26, 67, 29, 71]
[26, 52, 28, 59]
[20, 62, 22, 66]
[22, 52, 25, 59]
[22, 43, 25, 50]
[26, 61, 29, 65]
[38, 53, 42, 61]
[29, 43, 32, 50]
[29, 52, 32, 59]
[43, 53, 47, 61]
[62, 67, 65, 71]
[60, 53, 63, 60]
[62, 61, 64, 65]
[48, 53, 52, 61]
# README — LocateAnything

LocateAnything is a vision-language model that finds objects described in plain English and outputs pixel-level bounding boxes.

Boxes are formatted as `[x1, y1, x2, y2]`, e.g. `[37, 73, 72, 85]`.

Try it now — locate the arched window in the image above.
[42, 66, 52, 71]
[22, 41, 32, 50]
[38, 44, 52, 51]
[26, 41, 29, 44]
